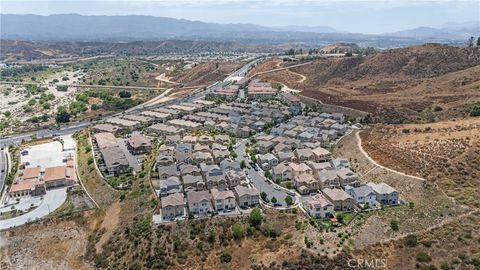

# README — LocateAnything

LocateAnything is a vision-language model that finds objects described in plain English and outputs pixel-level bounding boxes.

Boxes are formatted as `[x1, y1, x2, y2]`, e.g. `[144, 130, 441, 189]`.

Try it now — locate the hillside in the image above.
[0, 40, 278, 62]
[254, 44, 480, 122]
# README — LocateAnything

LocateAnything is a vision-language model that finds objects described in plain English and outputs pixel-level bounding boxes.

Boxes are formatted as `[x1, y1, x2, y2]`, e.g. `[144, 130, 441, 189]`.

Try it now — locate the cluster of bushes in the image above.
[0, 64, 49, 78]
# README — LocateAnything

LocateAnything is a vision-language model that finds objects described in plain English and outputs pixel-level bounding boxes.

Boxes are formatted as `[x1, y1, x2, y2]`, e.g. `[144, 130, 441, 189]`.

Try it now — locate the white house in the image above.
[345, 185, 377, 207]
[367, 182, 399, 205]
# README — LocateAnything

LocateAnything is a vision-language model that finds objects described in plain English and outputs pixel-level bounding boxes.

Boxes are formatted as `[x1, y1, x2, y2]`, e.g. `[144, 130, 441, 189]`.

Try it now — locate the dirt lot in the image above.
[0, 213, 97, 270]
[360, 118, 480, 208]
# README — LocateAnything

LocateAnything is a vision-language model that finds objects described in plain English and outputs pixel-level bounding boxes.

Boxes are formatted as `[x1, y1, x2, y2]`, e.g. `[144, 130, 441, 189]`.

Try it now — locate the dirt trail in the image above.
[155, 73, 177, 85]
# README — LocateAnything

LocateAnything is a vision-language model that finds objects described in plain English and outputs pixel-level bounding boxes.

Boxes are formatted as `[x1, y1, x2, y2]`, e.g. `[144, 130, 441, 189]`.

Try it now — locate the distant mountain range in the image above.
[384, 21, 480, 40]
[1, 14, 478, 46]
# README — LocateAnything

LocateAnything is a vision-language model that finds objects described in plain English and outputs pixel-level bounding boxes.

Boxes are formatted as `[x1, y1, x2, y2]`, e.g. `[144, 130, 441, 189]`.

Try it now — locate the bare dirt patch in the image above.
[95, 202, 121, 252]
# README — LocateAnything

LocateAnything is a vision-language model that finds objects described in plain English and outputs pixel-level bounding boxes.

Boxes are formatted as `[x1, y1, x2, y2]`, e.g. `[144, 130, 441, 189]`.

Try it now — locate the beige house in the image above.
[294, 174, 319, 195]
[211, 188, 236, 211]
[234, 186, 259, 208]
[272, 163, 293, 181]
[161, 193, 185, 220]
[303, 194, 334, 219]
[322, 188, 355, 212]
[312, 147, 332, 162]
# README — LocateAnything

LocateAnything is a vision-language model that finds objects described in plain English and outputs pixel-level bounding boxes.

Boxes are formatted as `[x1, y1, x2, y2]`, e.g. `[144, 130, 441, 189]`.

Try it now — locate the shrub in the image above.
[249, 208, 262, 227]
[390, 219, 399, 232]
[470, 102, 480, 117]
[220, 252, 232, 263]
[405, 234, 418, 247]
[416, 252, 432, 263]
[232, 223, 244, 239]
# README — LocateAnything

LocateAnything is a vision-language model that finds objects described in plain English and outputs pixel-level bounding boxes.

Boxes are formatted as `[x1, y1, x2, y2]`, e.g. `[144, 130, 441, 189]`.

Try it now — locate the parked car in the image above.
[287, 191, 296, 196]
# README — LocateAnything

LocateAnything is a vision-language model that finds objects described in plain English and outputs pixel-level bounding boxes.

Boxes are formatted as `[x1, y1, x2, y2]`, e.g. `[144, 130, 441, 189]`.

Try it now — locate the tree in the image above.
[240, 160, 246, 169]
[390, 219, 399, 232]
[264, 170, 272, 179]
[467, 36, 475, 47]
[285, 195, 293, 206]
[477, 37, 480, 46]
[56, 106, 71, 123]
[249, 208, 262, 227]
[271, 197, 277, 204]
[260, 192, 267, 201]
[232, 223, 244, 239]
[56, 85, 68, 92]
[119, 90, 132, 98]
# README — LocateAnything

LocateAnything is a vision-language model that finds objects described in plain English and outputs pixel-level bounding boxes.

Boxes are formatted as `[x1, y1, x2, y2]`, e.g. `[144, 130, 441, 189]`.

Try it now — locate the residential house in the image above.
[179, 164, 201, 177]
[336, 168, 360, 187]
[175, 143, 193, 164]
[126, 135, 151, 155]
[157, 164, 179, 180]
[303, 194, 334, 219]
[257, 153, 278, 170]
[211, 188, 236, 211]
[212, 149, 230, 164]
[220, 159, 241, 172]
[156, 154, 174, 166]
[322, 188, 355, 212]
[192, 152, 214, 165]
[225, 170, 246, 188]
[256, 140, 274, 154]
[187, 191, 212, 215]
[345, 185, 377, 207]
[312, 147, 332, 162]
[294, 174, 319, 195]
[182, 175, 206, 192]
[272, 163, 293, 181]
[277, 151, 295, 163]
[159, 144, 175, 157]
[317, 169, 341, 189]
[289, 163, 313, 177]
[274, 143, 291, 154]
[159, 176, 182, 197]
[330, 158, 351, 169]
[161, 193, 185, 220]
[294, 148, 315, 162]
[366, 182, 399, 205]
[234, 186, 259, 208]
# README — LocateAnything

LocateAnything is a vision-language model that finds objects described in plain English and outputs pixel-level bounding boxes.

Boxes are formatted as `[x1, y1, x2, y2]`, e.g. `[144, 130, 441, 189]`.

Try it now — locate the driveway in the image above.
[0, 187, 68, 230]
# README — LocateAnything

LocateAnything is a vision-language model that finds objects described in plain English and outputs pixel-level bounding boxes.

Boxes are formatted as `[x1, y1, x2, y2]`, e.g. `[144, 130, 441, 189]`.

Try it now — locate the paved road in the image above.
[0, 149, 7, 196]
[0, 187, 67, 230]
[234, 139, 292, 207]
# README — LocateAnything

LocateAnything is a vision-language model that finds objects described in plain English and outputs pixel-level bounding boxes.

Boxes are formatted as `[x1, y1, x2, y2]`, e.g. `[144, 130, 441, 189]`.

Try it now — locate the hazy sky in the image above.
[1, 0, 479, 33]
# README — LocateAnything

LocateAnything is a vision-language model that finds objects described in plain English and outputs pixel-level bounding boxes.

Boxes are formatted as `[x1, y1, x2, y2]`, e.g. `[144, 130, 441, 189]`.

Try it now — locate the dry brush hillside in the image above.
[254, 44, 480, 123]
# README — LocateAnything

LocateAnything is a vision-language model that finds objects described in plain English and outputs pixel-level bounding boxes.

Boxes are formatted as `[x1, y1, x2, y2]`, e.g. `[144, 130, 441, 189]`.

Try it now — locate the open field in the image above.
[360, 118, 480, 208]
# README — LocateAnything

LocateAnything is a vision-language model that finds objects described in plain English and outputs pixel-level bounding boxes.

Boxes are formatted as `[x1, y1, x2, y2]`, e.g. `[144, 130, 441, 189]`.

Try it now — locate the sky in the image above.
[1, 0, 479, 34]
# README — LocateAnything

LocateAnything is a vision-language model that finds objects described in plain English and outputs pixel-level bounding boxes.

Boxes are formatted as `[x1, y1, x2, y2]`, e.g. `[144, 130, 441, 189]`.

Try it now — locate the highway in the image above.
[0, 57, 262, 199]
